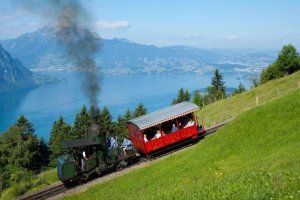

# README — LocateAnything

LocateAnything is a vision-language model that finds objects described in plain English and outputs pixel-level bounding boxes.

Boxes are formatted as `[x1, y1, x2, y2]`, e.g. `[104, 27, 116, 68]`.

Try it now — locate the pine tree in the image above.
[115, 115, 130, 140]
[172, 88, 191, 104]
[114, 109, 132, 140]
[89, 105, 101, 123]
[133, 103, 147, 118]
[211, 69, 226, 100]
[184, 89, 191, 101]
[99, 107, 113, 137]
[0, 116, 50, 189]
[124, 109, 132, 121]
[37, 138, 50, 168]
[16, 115, 35, 139]
[192, 90, 204, 107]
[49, 116, 71, 166]
[233, 83, 246, 95]
[69, 105, 91, 138]
[14, 116, 44, 170]
[204, 86, 217, 104]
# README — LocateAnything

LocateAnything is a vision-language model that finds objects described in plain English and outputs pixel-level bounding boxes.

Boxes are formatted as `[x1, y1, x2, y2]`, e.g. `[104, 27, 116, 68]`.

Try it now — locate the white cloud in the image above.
[95, 20, 129, 30]
[227, 35, 238, 40]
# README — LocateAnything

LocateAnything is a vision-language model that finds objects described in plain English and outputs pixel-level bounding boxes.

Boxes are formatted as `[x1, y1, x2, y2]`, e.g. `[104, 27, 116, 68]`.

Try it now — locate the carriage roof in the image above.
[127, 101, 199, 130]
[62, 137, 101, 148]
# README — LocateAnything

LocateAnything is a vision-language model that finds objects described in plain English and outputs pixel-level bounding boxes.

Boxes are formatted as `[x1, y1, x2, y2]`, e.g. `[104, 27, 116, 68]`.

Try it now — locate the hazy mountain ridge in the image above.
[1, 26, 277, 75]
[0, 43, 38, 93]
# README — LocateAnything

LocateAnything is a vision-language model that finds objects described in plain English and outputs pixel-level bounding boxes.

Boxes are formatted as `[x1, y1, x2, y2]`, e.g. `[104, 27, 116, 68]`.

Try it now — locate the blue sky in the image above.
[0, 0, 300, 49]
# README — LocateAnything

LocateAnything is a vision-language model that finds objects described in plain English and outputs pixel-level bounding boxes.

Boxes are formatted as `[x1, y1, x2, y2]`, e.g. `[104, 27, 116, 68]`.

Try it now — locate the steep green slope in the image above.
[197, 71, 300, 127]
[0, 169, 58, 200]
[64, 89, 300, 199]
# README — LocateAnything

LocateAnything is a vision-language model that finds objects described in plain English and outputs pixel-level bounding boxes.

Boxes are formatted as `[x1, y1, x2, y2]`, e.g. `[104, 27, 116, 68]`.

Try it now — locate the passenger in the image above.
[110, 136, 118, 149]
[144, 134, 148, 142]
[107, 136, 117, 163]
[178, 122, 182, 129]
[184, 119, 195, 128]
[153, 129, 162, 139]
[81, 150, 87, 170]
[171, 124, 178, 133]
[121, 138, 133, 154]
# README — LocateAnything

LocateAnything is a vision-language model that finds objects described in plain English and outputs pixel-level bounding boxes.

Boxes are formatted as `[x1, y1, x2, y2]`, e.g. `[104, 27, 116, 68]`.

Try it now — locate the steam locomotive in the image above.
[57, 102, 206, 185]
[57, 124, 138, 185]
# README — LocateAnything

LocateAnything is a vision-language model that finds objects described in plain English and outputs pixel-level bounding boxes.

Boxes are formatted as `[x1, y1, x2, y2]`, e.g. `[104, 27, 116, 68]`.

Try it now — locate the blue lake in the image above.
[0, 72, 252, 141]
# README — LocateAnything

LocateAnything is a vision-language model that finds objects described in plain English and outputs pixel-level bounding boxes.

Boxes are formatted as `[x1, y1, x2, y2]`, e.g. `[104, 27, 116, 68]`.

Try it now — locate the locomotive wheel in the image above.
[63, 180, 72, 187]
[63, 179, 77, 187]
[115, 164, 123, 171]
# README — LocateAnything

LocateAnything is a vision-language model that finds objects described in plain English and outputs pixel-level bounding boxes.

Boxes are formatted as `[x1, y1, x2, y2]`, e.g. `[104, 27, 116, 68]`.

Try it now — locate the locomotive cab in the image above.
[57, 135, 106, 184]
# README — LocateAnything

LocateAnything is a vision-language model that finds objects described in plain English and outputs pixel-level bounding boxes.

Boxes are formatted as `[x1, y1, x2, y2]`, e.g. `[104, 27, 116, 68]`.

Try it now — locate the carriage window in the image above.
[177, 113, 195, 128]
[143, 127, 156, 141]
[161, 121, 172, 134]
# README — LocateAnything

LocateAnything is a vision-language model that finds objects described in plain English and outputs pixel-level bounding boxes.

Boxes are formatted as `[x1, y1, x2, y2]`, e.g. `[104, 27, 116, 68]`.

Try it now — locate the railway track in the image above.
[204, 119, 232, 135]
[17, 183, 68, 200]
[17, 120, 230, 200]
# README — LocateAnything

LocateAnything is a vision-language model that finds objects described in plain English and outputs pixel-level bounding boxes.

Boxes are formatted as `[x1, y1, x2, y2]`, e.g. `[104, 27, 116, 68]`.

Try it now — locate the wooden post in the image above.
[256, 95, 259, 106]
[202, 101, 205, 107]
[277, 88, 280, 96]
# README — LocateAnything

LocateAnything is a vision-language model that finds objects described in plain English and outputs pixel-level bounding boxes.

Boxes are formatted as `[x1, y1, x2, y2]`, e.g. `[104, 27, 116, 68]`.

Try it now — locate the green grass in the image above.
[64, 89, 300, 199]
[0, 169, 58, 200]
[197, 71, 300, 127]
[28, 168, 59, 192]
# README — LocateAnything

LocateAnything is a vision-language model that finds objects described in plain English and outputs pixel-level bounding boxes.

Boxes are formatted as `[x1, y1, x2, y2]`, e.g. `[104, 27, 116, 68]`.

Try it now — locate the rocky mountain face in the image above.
[0, 43, 38, 93]
[1, 26, 276, 75]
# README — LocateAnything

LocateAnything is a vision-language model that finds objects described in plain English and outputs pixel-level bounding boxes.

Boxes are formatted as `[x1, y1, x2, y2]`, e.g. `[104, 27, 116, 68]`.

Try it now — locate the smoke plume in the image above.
[16, 0, 101, 106]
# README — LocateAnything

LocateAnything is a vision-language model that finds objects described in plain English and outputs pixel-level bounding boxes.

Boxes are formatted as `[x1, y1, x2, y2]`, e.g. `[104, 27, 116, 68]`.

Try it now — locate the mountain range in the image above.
[1, 26, 277, 75]
[0, 43, 38, 93]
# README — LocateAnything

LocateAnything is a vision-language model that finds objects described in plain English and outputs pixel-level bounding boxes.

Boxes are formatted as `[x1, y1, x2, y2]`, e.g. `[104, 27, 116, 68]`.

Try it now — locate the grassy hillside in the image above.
[197, 71, 300, 127]
[0, 169, 58, 200]
[64, 89, 299, 199]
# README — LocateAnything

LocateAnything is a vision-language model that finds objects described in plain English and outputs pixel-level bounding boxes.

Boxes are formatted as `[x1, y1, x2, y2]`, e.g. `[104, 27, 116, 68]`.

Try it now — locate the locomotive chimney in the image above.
[89, 123, 101, 137]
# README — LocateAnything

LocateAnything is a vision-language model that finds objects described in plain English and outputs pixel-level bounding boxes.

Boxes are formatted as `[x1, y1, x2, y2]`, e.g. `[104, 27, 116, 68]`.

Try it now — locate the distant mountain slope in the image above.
[1, 26, 276, 74]
[0, 43, 38, 93]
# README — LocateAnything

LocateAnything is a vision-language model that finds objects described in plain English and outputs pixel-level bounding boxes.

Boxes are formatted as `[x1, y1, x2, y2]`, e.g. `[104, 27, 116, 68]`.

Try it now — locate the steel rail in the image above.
[17, 183, 68, 200]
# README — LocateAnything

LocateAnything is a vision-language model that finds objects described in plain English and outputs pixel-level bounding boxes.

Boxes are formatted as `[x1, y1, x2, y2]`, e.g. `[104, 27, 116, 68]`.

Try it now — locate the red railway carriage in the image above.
[127, 101, 206, 155]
